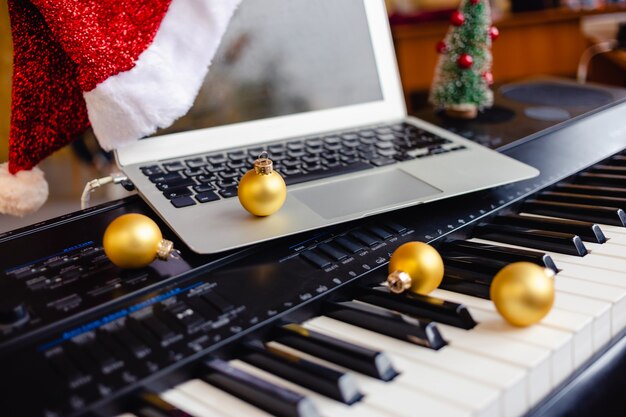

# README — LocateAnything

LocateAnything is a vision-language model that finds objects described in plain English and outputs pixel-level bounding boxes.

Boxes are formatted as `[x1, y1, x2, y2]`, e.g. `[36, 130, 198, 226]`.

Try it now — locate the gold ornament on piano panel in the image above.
[387, 242, 444, 295]
[238, 152, 287, 217]
[103, 213, 174, 269]
[490, 262, 555, 327]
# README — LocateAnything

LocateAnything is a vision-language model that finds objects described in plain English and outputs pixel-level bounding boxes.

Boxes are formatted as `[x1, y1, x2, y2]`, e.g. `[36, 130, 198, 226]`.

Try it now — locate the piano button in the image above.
[575, 172, 626, 187]
[201, 291, 235, 314]
[165, 380, 265, 417]
[185, 296, 221, 321]
[111, 325, 153, 360]
[266, 343, 474, 417]
[522, 199, 626, 227]
[493, 213, 607, 244]
[81, 338, 124, 375]
[333, 236, 365, 254]
[472, 223, 588, 257]
[431, 289, 573, 385]
[316, 243, 349, 261]
[300, 250, 333, 269]
[367, 226, 393, 240]
[162, 302, 206, 334]
[135, 315, 181, 347]
[537, 191, 626, 209]
[201, 358, 319, 417]
[553, 182, 626, 199]
[275, 323, 398, 381]
[382, 221, 407, 234]
[228, 359, 390, 417]
[46, 348, 92, 389]
[349, 230, 379, 247]
[304, 318, 528, 417]
[324, 301, 446, 350]
[240, 342, 363, 405]
[441, 240, 558, 273]
[355, 286, 477, 329]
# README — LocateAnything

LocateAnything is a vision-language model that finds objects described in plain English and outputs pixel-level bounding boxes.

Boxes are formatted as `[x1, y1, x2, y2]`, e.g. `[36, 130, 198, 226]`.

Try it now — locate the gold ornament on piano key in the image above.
[387, 242, 444, 295]
[491, 262, 555, 327]
[103, 213, 174, 269]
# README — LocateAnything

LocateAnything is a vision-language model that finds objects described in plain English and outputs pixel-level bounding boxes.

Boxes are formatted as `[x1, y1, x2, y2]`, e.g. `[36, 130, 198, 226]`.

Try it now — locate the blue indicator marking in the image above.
[5, 241, 95, 274]
[37, 281, 204, 352]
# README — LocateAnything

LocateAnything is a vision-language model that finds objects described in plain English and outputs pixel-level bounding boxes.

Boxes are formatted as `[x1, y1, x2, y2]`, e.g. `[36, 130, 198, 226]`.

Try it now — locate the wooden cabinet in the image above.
[392, 7, 626, 110]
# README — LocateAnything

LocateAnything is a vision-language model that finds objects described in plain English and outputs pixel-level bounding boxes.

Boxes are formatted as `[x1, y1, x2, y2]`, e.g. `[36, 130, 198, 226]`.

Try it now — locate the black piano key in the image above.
[575, 172, 626, 187]
[442, 254, 508, 285]
[240, 342, 363, 405]
[537, 191, 626, 210]
[201, 358, 319, 417]
[493, 213, 606, 244]
[441, 240, 558, 273]
[553, 182, 626, 199]
[356, 286, 476, 329]
[523, 199, 626, 227]
[472, 222, 588, 256]
[275, 323, 398, 381]
[589, 164, 626, 175]
[609, 154, 626, 166]
[440, 276, 491, 300]
[324, 301, 446, 350]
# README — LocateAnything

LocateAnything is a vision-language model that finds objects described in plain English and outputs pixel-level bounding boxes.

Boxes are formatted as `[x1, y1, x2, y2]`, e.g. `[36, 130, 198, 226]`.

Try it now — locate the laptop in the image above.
[115, 0, 539, 254]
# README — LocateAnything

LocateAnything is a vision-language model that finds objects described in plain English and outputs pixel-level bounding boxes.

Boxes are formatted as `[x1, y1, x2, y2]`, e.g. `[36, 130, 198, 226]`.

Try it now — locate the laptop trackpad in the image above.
[292, 169, 442, 219]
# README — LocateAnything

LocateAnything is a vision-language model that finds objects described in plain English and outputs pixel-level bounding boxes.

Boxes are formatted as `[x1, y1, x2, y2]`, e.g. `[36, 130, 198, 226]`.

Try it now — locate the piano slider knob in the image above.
[238, 153, 287, 217]
[491, 262, 555, 327]
[103, 213, 174, 269]
[387, 242, 444, 295]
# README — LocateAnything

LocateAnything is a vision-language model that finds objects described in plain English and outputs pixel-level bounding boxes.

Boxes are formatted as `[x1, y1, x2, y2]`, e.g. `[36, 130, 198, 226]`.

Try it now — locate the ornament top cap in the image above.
[254, 151, 274, 175]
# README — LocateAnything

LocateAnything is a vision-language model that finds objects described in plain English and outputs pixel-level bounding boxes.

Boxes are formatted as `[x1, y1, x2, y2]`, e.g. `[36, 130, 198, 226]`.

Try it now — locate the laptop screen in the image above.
[154, 0, 383, 137]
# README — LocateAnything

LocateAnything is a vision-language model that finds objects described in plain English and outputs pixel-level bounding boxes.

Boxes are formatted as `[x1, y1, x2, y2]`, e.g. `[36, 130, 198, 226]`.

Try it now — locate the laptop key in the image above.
[142, 166, 164, 176]
[219, 170, 240, 180]
[219, 187, 238, 198]
[196, 191, 220, 203]
[283, 161, 373, 186]
[370, 157, 396, 167]
[194, 184, 215, 193]
[197, 174, 218, 184]
[171, 196, 196, 208]
[149, 172, 181, 183]
[217, 179, 238, 189]
[163, 161, 186, 172]
[207, 154, 227, 164]
[183, 168, 205, 177]
[163, 187, 192, 199]
[157, 178, 195, 191]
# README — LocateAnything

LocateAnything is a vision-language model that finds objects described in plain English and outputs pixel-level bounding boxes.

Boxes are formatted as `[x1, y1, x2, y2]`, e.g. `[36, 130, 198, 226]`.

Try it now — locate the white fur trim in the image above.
[0, 163, 49, 217]
[84, 0, 241, 151]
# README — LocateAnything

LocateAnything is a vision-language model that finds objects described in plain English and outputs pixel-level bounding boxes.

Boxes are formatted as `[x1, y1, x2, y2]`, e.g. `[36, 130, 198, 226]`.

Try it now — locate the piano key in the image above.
[233, 354, 482, 417]
[201, 357, 319, 417]
[590, 164, 626, 175]
[440, 276, 491, 299]
[431, 289, 574, 386]
[275, 323, 398, 381]
[240, 342, 363, 404]
[553, 182, 626, 199]
[324, 301, 446, 350]
[537, 191, 626, 209]
[135, 392, 197, 417]
[472, 222, 588, 256]
[355, 285, 477, 329]
[575, 172, 626, 187]
[551, 291, 612, 348]
[230, 359, 395, 417]
[442, 253, 507, 285]
[518, 212, 626, 245]
[304, 317, 528, 417]
[441, 240, 558, 273]
[522, 199, 626, 227]
[168, 379, 272, 417]
[492, 213, 606, 243]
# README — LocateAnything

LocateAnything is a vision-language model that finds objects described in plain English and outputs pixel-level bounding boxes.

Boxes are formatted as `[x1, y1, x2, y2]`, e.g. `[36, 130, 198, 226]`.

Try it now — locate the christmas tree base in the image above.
[444, 105, 478, 120]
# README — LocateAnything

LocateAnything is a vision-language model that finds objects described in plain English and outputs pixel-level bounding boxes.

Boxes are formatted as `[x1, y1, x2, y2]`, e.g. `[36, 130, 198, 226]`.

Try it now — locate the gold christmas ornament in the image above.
[387, 242, 444, 295]
[103, 213, 174, 269]
[491, 262, 555, 327]
[238, 153, 287, 216]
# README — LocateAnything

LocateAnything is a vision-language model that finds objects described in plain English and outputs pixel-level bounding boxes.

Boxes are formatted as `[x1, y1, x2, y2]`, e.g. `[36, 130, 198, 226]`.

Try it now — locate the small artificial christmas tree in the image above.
[429, 0, 499, 119]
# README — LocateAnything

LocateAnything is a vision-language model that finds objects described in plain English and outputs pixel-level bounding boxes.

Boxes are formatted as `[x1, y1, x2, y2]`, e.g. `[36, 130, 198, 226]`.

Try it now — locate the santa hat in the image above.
[2, 0, 240, 216]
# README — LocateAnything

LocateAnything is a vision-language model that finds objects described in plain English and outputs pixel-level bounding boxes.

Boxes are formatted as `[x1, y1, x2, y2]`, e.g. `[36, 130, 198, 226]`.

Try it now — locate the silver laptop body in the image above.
[115, 0, 538, 254]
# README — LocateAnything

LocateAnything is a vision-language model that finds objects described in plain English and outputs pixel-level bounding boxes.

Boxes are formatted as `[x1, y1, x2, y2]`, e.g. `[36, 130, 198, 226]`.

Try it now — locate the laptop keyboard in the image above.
[139, 123, 467, 208]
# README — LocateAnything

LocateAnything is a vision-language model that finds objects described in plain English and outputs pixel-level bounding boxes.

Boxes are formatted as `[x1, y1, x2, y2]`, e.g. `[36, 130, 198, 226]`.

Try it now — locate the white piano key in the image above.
[550, 260, 626, 289]
[229, 359, 400, 417]
[432, 289, 573, 386]
[554, 274, 626, 338]
[551, 291, 612, 348]
[304, 316, 528, 417]
[161, 387, 229, 417]
[175, 378, 274, 417]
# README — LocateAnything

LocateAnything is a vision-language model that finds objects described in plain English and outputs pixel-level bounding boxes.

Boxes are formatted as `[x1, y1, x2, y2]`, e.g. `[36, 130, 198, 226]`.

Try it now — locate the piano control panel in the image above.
[1, 100, 626, 417]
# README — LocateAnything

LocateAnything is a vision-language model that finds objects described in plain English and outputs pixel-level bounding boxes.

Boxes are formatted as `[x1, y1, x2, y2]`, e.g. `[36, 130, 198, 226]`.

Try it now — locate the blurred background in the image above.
[0, 0, 625, 233]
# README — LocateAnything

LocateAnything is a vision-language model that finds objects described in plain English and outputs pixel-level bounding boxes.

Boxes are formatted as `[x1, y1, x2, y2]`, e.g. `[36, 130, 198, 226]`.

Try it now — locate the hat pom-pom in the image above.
[0, 163, 49, 217]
